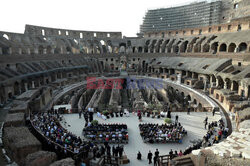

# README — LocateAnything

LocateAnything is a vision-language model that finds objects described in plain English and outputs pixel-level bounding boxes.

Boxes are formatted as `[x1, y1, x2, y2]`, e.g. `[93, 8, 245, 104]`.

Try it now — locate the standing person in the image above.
[169, 149, 173, 159]
[112, 145, 115, 156]
[204, 116, 208, 129]
[119, 145, 124, 158]
[155, 149, 159, 158]
[147, 150, 153, 164]
[212, 108, 216, 116]
[106, 144, 111, 156]
[79, 110, 82, 119]
[89, 108, 94, 122]
[153, 156, 158, 166]
[204, 120, 208, 129]
[137, 151, 142, 160]
[137, 110, 142, 122]
[205, 116, 208, 123]
[167, 110, 171, 119]
[175, 114, 179, 123]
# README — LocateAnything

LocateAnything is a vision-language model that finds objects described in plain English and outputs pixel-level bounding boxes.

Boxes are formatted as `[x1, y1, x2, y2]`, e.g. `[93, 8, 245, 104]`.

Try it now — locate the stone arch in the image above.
[1, 46, 10, 55]
[167, 39, 176, 53]
[38, 45, 44, 54]
[150, 40, 157, 53]
[161, 39, 170, 53]
[47, 46, 53, 54]
[159, 67, 163, 73]
[100, 40, 107, 53]
[202, 43, 210, 52]
[173, 41, 181, 54]
[144, 40, 150, 53]
[119, 43, 126, 53]
[187, 37, 199, 52]
[107, 40, 113, 53]
[228, 43, 236, 52]
[211, 75, 216, 83]
[155, 39, 163, 53]
[238, 42, 247, 52]
[174, 45, 179, 53]
[219, 43, 227, 52]
[232, 81, 239, 92]
[148, 66, 152, 72]
[110, 63, 115, 70]
[217, 76, 224, 89]
[245, 73, 250, 78]
[180, 41, 188, 53]
[14, 81, 20, 96]
[211, 42, 218, 54]
[54, 47, 61, 54]
[66, 46, 72, 54]
[127, 40, 132, 47]
[194, 37, 206, 53]
[138, 47, 143, 53]
[93, 40, 101, 54]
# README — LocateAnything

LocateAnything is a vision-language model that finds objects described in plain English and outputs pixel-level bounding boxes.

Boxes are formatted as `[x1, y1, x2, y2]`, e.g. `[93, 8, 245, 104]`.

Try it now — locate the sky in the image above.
[0, 0, 194, 37]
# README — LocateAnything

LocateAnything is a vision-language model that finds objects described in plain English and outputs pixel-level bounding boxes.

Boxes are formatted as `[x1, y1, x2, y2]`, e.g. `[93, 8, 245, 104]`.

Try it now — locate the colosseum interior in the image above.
[0, 0, 250, 166]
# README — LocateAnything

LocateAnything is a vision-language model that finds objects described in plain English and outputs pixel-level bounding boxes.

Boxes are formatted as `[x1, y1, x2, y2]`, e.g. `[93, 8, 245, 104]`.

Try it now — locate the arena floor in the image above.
[61, 112, 220, 166]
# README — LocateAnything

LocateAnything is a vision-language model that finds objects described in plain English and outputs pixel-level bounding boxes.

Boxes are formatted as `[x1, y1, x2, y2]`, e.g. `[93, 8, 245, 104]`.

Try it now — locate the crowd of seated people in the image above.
[83, 123, 129, 144]
[139, 123, 187, 143]
[31, 111, 95, 158]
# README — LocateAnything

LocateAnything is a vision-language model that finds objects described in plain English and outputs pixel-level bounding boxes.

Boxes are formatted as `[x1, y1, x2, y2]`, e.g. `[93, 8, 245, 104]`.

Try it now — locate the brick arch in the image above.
[219, 43, 227, 52]
[228, 43, 236, 52]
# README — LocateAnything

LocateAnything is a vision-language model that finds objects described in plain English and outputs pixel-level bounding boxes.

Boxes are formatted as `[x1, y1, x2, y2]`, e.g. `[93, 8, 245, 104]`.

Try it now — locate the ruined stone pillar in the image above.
[27, 48, 31, 55]
[32, 81, 35, 89]
[0, 48, 2, 55]
[34, 48, 39, 54]
[24, 83, 28, 91]
[51, 48, 55, 54]
[18, 48, 22, 55]
[9, 48, 12, 54]
[215, 78, 219, 87]
[224, 81, 227, 89]
[134, 47, 138, 53]
[177, 74, 181, 84]
[204, 79, 207, 91]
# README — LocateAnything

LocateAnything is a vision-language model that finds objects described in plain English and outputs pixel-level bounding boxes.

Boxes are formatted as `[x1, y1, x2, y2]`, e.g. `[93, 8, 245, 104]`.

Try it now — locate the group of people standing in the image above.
[79, 107, 94, 127]
[137, 149, 160, 165]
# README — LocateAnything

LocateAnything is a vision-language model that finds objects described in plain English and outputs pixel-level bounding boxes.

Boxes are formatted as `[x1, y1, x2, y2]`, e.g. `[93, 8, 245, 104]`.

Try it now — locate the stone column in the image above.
[34, 48, 39, 54]
[0, 48, 2, 55]
[24, 83, 28, 91]
[27, 48, 31, 55]
[224, 81, 227, 89]
[204, 79, 207, 91]
[9, 48, 12, 54]
[32, 81, 35, 88]
[177, 74, 181, 84]
[18, 48, 22, 55]
[51, 48, 55, 54]
[216, 79, 219, 87]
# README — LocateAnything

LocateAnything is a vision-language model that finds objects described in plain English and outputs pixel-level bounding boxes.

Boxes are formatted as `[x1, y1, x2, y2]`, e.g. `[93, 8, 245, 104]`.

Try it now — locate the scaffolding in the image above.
[140, 0, 222, 33]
